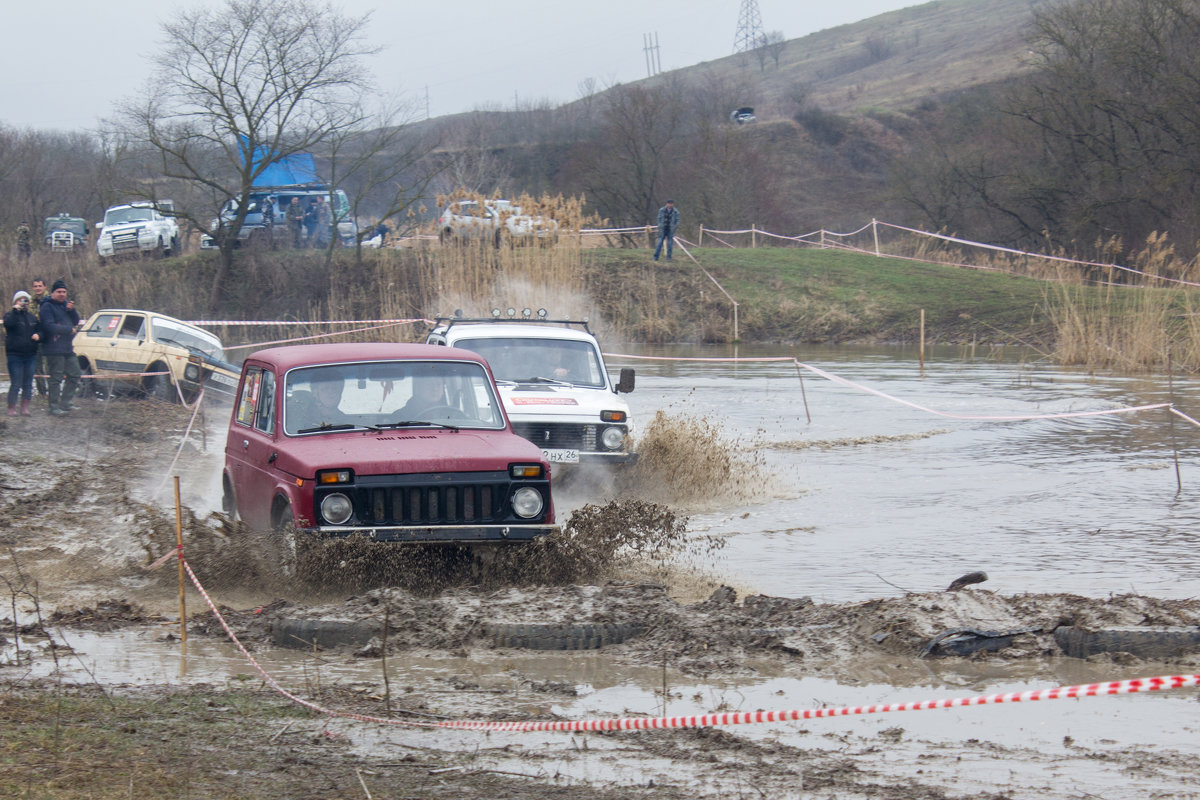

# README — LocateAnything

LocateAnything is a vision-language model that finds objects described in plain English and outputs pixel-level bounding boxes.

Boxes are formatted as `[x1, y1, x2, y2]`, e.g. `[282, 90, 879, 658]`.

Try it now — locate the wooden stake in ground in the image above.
[174, 476, 187, 657]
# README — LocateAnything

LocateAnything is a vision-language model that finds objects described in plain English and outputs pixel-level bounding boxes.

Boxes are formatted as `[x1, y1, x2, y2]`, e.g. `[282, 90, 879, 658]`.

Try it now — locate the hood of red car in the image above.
[269, 427, 546, 479]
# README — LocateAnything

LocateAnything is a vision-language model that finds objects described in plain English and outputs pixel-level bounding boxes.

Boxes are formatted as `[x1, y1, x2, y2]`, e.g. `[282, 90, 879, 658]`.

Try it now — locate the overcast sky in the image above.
[1, 0, 917, 132]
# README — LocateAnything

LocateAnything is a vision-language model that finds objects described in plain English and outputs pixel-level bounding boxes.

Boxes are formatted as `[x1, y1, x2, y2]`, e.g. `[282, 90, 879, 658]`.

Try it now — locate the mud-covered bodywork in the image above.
[222, 342, 556, 542]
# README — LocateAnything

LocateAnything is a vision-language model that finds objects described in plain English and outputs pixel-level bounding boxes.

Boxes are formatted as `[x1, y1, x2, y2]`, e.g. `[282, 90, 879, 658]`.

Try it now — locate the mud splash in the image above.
[135, 497, 720, 598]
[618, 410, 769, 510]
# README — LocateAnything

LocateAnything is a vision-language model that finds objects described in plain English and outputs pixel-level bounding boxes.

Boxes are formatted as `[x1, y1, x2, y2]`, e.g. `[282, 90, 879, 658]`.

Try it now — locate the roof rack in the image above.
[433, 307, 592, 334]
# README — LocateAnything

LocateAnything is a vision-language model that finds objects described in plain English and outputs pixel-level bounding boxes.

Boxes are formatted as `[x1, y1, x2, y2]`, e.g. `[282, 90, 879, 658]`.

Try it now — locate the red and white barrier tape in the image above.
[221, 319, 435, 352]
[177, 554, 1200, 732]
[187, 318, 428, 326]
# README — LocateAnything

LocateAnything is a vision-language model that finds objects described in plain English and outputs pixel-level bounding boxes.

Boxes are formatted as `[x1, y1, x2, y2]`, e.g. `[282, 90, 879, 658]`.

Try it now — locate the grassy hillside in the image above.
[580, 247, 1058, 346]
[601, 0, 1043, 120]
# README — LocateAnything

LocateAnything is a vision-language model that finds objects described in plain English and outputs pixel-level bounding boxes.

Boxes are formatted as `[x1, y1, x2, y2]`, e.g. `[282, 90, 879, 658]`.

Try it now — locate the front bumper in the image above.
[579, 451, 638, 465]
[307, 523, 558, 543]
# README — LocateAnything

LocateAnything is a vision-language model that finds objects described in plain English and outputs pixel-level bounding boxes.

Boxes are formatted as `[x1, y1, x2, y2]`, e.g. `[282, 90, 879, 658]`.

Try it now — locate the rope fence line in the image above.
[214, 319, 433, 353]
[690, 219, 1200, 288]
[602, 352, 1200, 430]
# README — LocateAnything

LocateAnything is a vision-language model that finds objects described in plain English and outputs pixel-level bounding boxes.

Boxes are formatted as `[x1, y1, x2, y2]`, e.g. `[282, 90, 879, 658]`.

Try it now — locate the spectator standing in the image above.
[260, 195, 275, 249]
[16, 221, 32, 263]
[653, 199, 679, 262]
[4, 290, 40, 416]
[38, 279, 82, 416]
[315, 196, 332, 248]
[286, 197, 305, 248]
[303, 199, 319, 246]
[29, 278, 48, 396]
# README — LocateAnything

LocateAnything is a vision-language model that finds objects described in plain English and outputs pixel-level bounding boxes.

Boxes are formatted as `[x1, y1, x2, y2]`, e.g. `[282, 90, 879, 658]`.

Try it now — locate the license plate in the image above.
[209, 372, 238, 387]
[542, 448, 579, 463]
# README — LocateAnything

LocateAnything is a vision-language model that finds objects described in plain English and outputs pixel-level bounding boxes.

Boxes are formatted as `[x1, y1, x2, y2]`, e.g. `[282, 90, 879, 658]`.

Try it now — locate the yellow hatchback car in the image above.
[74, 309, 240, 403]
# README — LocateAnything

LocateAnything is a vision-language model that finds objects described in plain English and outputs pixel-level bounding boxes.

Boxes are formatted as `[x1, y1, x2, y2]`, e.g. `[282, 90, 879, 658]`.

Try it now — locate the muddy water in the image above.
[9, 343, 1200, 798]
[613, 343, 1200, 602]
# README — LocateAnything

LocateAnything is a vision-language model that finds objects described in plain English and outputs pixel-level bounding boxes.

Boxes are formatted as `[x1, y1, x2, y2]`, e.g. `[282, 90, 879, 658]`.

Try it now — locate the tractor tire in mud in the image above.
[272, 617, 378, 650]
[1053, 625, 1200, 659]
[480, 622, 644, 651]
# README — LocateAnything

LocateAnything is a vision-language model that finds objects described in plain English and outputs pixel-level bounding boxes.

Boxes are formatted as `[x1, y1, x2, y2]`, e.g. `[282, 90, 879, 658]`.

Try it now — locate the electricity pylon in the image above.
[733, 0, 764, 53]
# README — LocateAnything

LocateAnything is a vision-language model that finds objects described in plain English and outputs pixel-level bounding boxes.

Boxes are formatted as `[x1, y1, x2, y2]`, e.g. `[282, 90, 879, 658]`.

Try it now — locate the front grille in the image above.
[315, 472, 529, 526]
[512, 422, 597, 451]
[362, 483, 500, 525]
[110, 228, 143, 252]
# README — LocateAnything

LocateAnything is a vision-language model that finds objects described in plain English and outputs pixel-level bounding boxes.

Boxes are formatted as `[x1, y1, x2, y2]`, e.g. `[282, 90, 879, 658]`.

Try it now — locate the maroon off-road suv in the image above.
[222, 343, 556, 543]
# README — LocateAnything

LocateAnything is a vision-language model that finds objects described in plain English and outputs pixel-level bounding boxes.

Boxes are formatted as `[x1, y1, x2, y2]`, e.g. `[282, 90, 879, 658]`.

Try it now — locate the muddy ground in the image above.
[3, 398, 1200, 799]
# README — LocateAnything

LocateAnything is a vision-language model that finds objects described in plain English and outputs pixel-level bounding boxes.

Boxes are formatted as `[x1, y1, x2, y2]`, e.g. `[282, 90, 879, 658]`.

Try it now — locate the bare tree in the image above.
[568, 81, 688, 226]
[117, 0, 378, 312]
[318, 97, 443, 264]
[761, 31, 787, 70]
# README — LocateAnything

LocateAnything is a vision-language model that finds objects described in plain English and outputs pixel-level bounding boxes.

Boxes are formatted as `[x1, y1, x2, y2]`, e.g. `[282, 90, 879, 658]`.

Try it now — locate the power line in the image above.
[732, 0, 764, 53]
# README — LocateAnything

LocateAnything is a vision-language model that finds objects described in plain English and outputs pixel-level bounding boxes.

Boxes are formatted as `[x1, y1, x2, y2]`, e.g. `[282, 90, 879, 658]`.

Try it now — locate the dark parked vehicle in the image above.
[43, 213, 89, 250]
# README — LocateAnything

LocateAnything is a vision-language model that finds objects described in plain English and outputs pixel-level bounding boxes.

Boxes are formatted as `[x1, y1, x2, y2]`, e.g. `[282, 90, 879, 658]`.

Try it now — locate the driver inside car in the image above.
[398, 376, 449, 419]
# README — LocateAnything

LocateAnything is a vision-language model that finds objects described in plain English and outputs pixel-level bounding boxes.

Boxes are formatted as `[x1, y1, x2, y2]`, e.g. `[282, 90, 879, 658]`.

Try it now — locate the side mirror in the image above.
[615, 367, 635, 394]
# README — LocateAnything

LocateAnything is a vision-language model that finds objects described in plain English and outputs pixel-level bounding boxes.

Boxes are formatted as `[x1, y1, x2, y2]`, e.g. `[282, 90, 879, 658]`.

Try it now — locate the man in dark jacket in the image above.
[4, 290, 41, 415]
[38, 279, 82, 415]
[653, 199, 679, 262]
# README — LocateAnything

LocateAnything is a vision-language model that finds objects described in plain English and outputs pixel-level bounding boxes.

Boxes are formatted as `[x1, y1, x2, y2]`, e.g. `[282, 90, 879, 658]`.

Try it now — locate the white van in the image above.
[426, 311, 636, 468]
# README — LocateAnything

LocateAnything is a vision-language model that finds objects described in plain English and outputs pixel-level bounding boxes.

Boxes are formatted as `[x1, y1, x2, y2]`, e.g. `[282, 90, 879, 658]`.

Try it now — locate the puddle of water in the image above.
[616, 343, 1200, 603]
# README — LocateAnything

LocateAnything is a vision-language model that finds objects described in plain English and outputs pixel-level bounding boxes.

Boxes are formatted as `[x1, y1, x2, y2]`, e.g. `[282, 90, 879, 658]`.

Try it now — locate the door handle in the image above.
[242, 439, 249, 449]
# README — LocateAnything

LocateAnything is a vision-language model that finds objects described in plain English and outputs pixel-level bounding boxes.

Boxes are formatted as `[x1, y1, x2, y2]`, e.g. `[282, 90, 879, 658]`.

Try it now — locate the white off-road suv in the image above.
[426, 311, 636, 468]
[438, 199, 558, 248]
[96, 201, 180, 263]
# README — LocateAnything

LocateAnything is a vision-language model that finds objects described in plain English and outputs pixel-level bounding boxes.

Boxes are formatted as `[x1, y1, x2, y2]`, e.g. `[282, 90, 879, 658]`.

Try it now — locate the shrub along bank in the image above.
[12, 244, 1196, 370]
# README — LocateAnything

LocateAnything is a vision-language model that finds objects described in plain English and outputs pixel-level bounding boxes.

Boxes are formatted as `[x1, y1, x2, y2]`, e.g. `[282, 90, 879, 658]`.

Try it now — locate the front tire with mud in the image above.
[143, 362, 175, 402]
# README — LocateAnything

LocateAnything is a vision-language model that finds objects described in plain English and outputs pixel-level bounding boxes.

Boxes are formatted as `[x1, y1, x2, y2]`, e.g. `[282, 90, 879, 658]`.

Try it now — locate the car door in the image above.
[109, 313, 150, 377]
[227, 366, 280, 530]
[82, 312, 147, 379]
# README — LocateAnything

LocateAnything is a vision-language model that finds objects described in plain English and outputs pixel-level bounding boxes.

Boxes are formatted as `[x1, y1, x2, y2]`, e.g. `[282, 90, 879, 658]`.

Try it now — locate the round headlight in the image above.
[320, 493, 353, 525]
[511, 487, 544, 519]
[601, 426, 626, 451]
[184, 364, 200, 381]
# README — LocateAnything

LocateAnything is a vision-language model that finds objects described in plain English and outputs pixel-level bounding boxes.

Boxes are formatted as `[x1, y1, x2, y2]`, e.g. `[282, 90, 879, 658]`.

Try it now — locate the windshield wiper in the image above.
[517, 376, 571, 386]
[295, 422, 381, 434]
[375, 420, 460, 431]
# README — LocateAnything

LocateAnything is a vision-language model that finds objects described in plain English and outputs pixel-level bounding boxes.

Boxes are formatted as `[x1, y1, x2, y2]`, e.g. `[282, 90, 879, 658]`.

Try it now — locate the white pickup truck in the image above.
[96, 201, 180, 263]
[426, 311, 636, 469]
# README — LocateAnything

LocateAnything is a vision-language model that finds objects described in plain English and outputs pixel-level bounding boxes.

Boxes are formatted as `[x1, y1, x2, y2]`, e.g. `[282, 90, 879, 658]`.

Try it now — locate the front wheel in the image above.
[222, 477, 238, 520]
[143, 362, 174, 402]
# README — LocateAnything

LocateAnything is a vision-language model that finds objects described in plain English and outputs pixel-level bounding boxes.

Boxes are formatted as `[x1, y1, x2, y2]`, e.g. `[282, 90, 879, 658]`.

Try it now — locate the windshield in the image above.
[283, 359, 506, 435]
[151, 318, 224, 360]
[453, 337, 606, 388]
[44, 218, 86, 236]
[104, 206, 153, 226]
